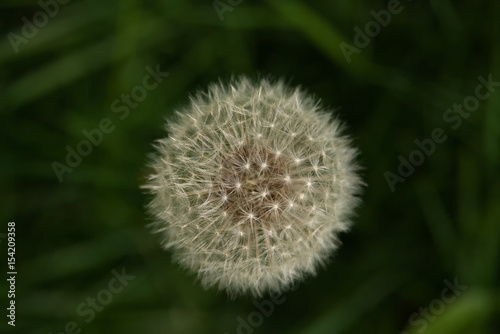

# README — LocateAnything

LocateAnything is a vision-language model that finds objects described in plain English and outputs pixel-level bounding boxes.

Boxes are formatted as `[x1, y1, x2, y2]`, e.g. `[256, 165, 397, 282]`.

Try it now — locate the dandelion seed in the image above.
[144, 76, 362, 297]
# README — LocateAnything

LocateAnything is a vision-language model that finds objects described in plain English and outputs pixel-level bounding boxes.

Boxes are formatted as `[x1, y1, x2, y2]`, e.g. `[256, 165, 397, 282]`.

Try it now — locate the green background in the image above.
[1, 0, 499, 333]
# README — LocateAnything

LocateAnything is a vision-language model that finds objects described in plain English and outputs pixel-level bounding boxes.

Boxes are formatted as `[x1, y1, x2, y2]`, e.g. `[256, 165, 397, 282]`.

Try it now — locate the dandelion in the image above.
[144, 77, 362, 297]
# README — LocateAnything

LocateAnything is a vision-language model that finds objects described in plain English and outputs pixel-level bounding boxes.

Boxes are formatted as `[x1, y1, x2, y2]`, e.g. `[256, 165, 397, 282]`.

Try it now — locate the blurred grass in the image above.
[1, 0, 499, 333]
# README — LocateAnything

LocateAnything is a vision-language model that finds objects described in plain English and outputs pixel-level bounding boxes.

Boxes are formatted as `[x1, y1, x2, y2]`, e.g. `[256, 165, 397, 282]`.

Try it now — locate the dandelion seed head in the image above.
[144, 76, 362, 297]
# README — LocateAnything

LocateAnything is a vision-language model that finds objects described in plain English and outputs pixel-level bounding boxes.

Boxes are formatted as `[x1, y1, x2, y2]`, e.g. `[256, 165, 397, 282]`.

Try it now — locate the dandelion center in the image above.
[215, 144, 293, 224]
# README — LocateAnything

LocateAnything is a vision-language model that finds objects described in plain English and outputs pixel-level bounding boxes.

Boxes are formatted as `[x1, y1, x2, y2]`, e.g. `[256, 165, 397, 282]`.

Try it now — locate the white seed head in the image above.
[144, 77, 362, 297]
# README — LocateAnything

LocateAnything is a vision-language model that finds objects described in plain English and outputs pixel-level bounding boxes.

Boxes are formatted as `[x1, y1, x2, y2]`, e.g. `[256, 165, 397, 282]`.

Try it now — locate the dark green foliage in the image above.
[1, 0, 499, 333]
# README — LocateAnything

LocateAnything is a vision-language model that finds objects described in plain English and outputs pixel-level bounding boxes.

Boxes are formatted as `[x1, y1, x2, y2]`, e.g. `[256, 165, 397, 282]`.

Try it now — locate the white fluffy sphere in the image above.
[145, 77, 362, 297]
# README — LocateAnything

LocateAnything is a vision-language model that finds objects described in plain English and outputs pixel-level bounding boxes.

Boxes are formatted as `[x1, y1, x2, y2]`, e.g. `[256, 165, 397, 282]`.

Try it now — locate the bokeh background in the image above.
[1, 0, 500, 333]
